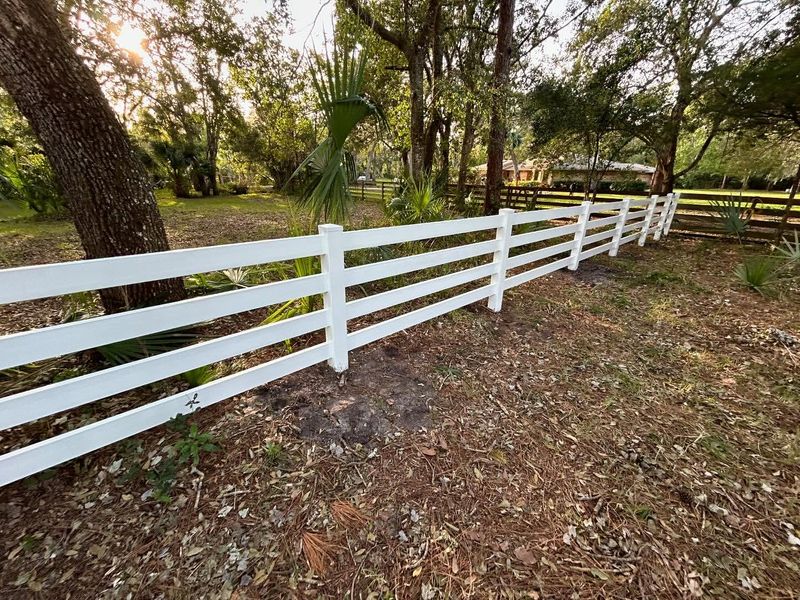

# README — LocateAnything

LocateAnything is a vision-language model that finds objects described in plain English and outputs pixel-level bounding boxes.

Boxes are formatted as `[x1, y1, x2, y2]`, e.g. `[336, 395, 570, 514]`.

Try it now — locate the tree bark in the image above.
[484, 0, 515, 215]
[0, 0, 184, 312]
[456, 102, 477, 208]
[407, 50, 427, 178]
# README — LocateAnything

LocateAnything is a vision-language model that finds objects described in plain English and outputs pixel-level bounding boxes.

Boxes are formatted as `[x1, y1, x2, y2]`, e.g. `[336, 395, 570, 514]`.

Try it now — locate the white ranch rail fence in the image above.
[0, 194, 678, 486]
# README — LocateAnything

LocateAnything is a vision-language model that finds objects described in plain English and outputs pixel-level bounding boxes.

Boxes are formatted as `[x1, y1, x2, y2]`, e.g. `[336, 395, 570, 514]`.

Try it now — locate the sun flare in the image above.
[116, 22, 146, 56]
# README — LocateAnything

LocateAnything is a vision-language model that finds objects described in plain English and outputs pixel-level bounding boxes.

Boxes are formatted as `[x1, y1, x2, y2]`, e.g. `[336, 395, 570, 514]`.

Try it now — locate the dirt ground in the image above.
[1, 201, 800, 599]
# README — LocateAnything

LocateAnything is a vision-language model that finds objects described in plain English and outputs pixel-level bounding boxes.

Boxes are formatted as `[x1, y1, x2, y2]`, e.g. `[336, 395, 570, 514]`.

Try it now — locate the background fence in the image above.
[350, 181, 798, 242]
[0, 195, 677, 486]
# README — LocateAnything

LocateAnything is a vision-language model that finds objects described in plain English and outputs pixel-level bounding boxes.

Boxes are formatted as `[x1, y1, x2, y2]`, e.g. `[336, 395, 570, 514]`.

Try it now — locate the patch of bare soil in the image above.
[259, 344, 433, 445]
[1, 231, 799, 599]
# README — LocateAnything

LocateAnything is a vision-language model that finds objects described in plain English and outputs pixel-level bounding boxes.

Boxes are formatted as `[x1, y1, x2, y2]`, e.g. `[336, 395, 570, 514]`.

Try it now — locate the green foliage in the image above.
[146, 458, 178, 504]
[149, 139, 202, 198]
[775, 231, 800, 265]
[131, 416, 220, 503]
[292, 46, 386, 223]
[707, 195, 751, 242]
[181, 365, 218, 387]
[173, 421, 220, 467]
[262, 441, 286, 468]
[185, 267, 257, 293]
[734, 255, 781, 294]
[60, 291, 98, 323]
[97, 328, 198, 365]
[260, 221, 321, 349]
[0, 148, 65, 215]
[385, 175, 446, 225]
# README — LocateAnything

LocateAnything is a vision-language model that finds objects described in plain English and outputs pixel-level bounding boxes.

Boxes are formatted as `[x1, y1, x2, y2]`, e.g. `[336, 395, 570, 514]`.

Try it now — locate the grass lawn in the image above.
[0, 189, 383, 269]
[0, 198, 799, 597]
[677, 187, 791, 199]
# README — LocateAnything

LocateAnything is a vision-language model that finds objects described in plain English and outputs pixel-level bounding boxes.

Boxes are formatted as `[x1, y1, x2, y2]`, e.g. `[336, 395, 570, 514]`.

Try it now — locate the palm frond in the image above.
[289, 45, 385, 224]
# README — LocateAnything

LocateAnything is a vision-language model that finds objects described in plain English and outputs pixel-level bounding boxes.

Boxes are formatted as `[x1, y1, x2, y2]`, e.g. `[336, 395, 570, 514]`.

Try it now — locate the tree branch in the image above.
[674, 120, 721, 177]
[343, 0, 405, 50]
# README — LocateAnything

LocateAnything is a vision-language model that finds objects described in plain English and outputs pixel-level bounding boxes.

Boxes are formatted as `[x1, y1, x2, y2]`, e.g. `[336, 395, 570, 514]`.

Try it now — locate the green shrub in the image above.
[734, 256, 781, 294]
[385, 175, 446, 225]
[181, 365, 217, 387]
[0, 148, 66, 215]
[708, 195, 751, 242]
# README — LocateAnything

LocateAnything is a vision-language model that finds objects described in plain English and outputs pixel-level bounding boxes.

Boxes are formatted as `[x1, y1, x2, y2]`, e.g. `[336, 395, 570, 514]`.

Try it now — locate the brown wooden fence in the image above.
[347, 181, 798, 242]
[445, 184, 800, 243]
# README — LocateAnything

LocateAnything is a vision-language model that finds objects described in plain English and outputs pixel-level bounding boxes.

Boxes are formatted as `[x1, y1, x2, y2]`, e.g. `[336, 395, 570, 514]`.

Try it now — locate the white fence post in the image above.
[654, 194, 671, 241]
[568, 201, 592, 271]
[664, 192, 679, 235]
[638, 195, 658, 246]
[609, 198, 631, 257]
[318, 224, 349, 372]
[488, 208, 515, 312]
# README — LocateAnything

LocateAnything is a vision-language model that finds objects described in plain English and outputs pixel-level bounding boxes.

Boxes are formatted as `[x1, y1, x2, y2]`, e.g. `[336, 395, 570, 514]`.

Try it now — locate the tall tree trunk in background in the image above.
[484, 0, 515, 215]
[439, 114, 452, 183]
[0, 0, 185, 312]
[423, 117, 439, 175]
[206, 127, 219, 196]
[408, 51, 428, 177]
[652, 74, 691, 195]
[344, 0, 440, 179]
[456, 102, 477, 209]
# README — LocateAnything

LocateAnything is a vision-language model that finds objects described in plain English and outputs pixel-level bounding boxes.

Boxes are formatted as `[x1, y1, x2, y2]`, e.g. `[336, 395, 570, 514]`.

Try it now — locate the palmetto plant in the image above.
[386, 175, 446, 225]
[775, 231, 800, 265]
[734, 255, 781, 295]
[707, 195, 751, 243]
[291, 46, 385, 224]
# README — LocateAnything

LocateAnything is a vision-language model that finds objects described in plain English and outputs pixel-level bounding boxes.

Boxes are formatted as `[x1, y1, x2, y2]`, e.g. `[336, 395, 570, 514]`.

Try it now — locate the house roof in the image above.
[552, 159, 655, 174]
[473, 160, 517, 172]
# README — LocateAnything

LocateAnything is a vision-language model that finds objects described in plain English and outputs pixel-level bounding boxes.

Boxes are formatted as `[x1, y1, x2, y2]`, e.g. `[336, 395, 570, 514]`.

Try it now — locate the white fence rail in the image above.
[0, 194, 679, 486]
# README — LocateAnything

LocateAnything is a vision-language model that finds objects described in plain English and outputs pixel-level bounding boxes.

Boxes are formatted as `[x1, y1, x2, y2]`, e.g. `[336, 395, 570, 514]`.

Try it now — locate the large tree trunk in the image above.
[484, 0, 515, 215]
[455, 102, 477, 209]
[0, 0, 184, 312]
[423, 117, 439, 175]
[652, 149, 677, 194]
[408, 50, 427, 178]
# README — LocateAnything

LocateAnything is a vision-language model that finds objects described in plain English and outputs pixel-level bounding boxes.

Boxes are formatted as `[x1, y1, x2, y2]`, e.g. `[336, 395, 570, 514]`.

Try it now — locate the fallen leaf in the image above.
[514, 546, 536, 566]
[418, 446, 437, 457]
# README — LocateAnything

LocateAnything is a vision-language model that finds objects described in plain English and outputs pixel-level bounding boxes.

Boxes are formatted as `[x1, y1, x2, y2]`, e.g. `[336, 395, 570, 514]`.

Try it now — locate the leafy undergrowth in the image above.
[1, 234, 799, 598]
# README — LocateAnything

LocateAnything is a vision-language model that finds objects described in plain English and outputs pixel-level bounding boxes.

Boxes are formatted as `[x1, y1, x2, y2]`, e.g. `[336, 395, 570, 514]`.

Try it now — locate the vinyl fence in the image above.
[0, 194, 678, 486]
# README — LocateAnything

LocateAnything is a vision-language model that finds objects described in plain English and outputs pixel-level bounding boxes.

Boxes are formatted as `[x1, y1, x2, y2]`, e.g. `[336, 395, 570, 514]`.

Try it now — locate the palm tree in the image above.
[291, 46, 385, 223]
[150, 139, 198, 198]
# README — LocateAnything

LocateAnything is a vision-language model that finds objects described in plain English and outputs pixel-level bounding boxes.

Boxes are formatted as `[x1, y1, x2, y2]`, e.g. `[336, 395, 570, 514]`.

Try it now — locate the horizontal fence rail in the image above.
[0, 195, 678, 486]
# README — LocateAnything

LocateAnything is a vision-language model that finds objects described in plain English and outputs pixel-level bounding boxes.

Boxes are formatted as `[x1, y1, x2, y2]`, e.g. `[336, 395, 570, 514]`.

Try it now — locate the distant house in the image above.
[473, 158, 655, 186]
